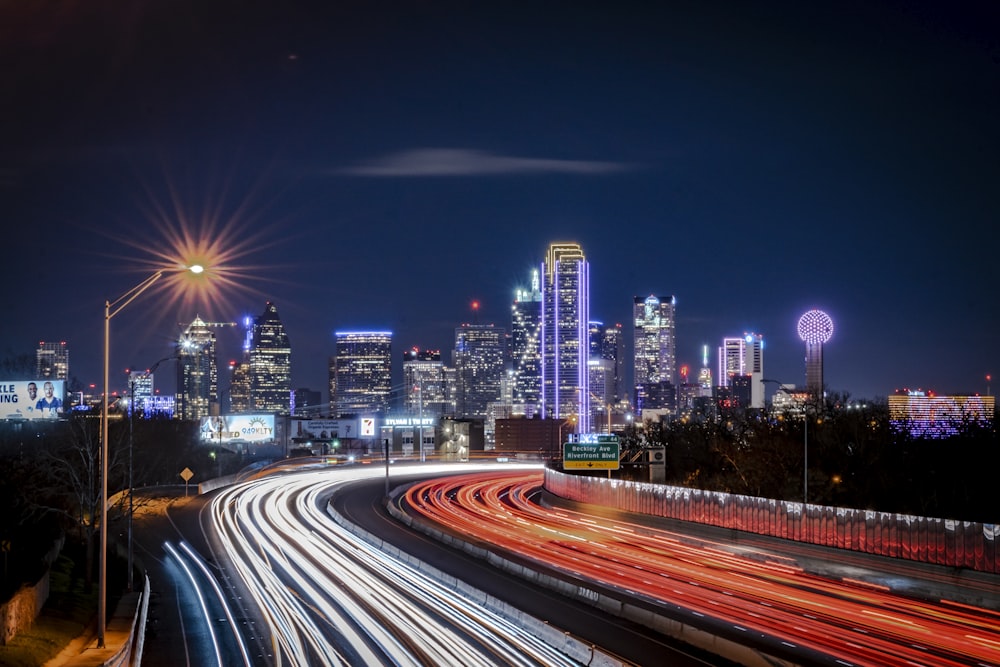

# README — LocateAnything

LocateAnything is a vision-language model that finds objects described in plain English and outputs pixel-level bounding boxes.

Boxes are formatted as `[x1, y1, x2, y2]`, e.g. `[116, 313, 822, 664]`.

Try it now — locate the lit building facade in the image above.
[331, 331, 392, 417]
[589, 321, 624, 406]
[248, 301, 292, 415]
[602, 322, 625, 404]
[127, 369, 154, 416]
[402, 348, 446, 417]
[36, 340, 69, 380]
[228, 360, 251, 413]
[175, 316, 220, 421]
[541, 242, 590, 432]
[511, 269, 543, 416]
[889, 390, 995, 438]
[453, 323, 505, 419]
[633, 295, 677, 412]
[717, 333, 765, 409]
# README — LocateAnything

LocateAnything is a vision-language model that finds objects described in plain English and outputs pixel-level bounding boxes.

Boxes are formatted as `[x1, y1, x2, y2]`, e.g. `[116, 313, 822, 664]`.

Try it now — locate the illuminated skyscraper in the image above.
[127, 369, 154, 416]
[453, 323, 505, 419]
[633, 295, 677, 412]
[175, 316, 219, 421]
[228, 360, 251, 413]
[511, 269, 543, 416]
[744, 332, 764, 408]
[589, 321, 624, 406]
[36, 340, 69, 380]
[541, 242, 590, 432]
[717, 333, 765, 408]
[331, 331, 392, 416]
[798, 309, 834, 398]
[402, 348, 446, 417]
[719, 337, 745, 385]
[248, 301, 292, 415]
[228, 316, 255, 413]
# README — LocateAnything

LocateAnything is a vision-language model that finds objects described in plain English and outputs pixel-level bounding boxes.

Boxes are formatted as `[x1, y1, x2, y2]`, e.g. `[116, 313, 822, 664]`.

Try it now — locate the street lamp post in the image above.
[556, 417, 575, 460]
[99, 266, 201, 648]
[762, 378, 808, 505]
[125, 356, 173, 593]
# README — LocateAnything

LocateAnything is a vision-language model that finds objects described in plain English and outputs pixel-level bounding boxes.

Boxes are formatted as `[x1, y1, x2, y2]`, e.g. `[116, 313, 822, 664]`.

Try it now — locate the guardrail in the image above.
[545, 468, 999, 574]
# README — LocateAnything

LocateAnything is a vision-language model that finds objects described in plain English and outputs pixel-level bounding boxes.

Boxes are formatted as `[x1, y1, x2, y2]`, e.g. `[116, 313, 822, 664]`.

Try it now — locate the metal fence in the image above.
[544, 469, 999, 574]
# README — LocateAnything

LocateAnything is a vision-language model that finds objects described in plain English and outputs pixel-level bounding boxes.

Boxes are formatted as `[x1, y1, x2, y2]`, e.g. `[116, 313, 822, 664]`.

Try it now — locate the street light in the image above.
[555, 416, 575, 460]
[762, 378, 808, 505]
[99, 265, 201, 648]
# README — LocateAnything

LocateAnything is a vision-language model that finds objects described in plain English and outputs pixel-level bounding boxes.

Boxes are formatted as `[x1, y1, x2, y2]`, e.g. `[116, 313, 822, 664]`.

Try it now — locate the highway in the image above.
[134, 460, 1000, 666]
[400, 469, 1000, 667]
[136, 462, 712, 667]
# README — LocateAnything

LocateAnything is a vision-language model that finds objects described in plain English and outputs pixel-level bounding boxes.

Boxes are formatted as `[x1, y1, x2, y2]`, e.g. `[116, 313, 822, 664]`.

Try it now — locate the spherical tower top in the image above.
[797, 309, 834, 344]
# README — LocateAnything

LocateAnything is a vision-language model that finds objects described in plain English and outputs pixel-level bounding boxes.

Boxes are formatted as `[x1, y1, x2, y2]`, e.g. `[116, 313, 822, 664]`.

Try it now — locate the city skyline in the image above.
[3, 1, 997, 402]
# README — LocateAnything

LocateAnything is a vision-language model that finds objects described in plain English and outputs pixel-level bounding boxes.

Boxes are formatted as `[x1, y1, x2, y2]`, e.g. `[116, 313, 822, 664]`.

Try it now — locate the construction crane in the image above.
[178, 315, 238, 331]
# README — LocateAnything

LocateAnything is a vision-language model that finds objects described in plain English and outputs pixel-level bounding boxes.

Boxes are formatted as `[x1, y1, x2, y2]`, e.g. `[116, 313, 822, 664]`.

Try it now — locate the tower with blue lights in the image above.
[541, 242, 590, 432]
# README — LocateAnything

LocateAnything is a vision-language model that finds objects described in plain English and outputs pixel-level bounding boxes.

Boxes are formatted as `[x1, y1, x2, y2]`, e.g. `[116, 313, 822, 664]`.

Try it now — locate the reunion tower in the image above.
[797, 309, 833, 398]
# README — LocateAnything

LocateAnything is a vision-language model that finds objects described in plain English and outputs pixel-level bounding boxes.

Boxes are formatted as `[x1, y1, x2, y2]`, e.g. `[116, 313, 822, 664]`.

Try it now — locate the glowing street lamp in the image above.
[762, 378, 810, 505]
[99, 264, 202, 648]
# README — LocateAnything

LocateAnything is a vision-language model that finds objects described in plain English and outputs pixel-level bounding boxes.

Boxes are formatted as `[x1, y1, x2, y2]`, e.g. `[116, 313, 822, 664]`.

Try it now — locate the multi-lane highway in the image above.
[400, 469, 1000, 667]
[135, 462, 708, 667]
[134, 460, 1000, 666]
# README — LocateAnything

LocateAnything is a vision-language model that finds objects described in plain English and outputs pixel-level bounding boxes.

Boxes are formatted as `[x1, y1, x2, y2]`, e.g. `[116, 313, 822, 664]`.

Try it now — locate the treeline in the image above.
[0, 411, 222, 599]
[615, 395, 996, 525]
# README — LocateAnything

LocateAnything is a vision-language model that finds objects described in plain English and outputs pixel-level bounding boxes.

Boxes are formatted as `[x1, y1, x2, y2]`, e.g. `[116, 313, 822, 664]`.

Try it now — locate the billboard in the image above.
[0, 380, 66, 420]
[199, 414, 276, 445]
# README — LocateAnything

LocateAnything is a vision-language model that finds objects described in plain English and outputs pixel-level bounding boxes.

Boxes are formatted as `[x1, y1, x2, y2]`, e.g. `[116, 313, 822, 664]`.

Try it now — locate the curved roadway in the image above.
[136, 462, 720, 667]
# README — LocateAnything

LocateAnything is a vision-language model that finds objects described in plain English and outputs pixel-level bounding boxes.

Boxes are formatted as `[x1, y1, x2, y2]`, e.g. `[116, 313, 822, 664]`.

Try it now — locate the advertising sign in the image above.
[292, 419, 341, 440]
[0, 380, 66, 420]
[563, 434, 620, 470]
[360, 417, 376, 437]
[199, 414, 276, 445]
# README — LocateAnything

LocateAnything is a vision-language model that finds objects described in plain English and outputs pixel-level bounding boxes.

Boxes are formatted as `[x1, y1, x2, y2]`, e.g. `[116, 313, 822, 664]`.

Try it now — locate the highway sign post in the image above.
[562, 434, 620, 470]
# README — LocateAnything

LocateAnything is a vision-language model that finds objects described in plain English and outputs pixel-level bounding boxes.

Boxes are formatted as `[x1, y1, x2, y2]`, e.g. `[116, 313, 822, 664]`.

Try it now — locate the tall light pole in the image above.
[125, 356, 173, 593]
[762, 378, 808, 505]
[99, 265, 201, 648]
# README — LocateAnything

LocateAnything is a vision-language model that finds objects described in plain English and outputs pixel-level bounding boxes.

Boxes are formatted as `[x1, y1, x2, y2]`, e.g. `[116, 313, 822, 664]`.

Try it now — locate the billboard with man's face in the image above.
[0, 380, 66, 420]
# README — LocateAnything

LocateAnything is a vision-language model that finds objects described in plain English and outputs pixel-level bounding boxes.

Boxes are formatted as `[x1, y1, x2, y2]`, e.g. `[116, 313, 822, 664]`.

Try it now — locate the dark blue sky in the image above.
[3, 0, 998, 402]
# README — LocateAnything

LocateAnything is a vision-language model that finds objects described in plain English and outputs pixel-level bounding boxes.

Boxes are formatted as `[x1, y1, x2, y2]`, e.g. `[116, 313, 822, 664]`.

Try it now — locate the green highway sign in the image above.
[562, 435, 620, 470]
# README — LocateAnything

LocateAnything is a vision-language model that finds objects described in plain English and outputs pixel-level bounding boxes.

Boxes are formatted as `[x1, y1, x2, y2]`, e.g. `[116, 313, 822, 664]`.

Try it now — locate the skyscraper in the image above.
[602, 322, 625, 404]
[36, 340, 69, 380]
[127, 369, 154, 416]
[719, 337, 746, 385]
[633, 295, 677, 412]
[175, 316, 219, 421]
[453, 323, 505, 419]
[511, 269, 543, 416]
[248, 301, 292, 415]
[541, 242, 590, 432]
[589, 321, 624, 407]
[331, 331, 392, 416]
[718, 333, 765, 409]
[402, 348, 446, 417]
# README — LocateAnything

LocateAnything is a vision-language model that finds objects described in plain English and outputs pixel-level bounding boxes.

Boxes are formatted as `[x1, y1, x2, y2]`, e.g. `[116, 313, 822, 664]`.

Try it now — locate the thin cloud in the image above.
[340, 148, 631, 176]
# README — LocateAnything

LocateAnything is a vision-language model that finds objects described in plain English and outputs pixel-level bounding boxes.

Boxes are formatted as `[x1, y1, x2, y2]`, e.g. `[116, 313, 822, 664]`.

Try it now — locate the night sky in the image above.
[3, 1, 998, 403]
